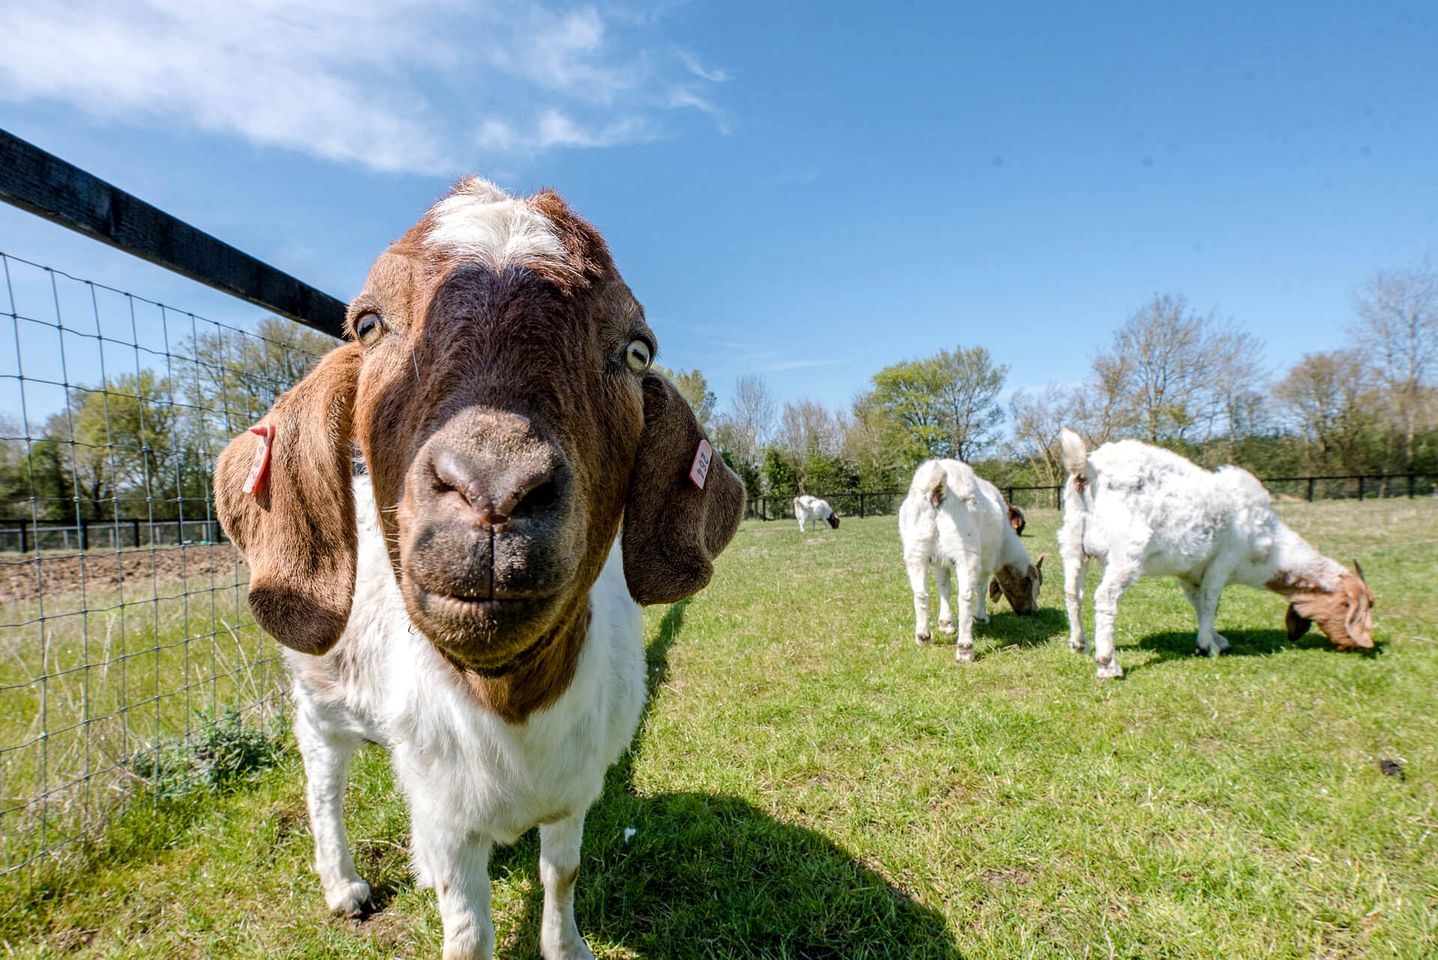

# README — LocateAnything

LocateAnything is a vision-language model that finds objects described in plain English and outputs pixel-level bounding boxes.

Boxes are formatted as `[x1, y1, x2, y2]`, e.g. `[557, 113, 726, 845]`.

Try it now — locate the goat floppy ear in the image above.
[215, 344, 363, 655]
[623, 374, 745, 604]
[988, 578, 1003, 603]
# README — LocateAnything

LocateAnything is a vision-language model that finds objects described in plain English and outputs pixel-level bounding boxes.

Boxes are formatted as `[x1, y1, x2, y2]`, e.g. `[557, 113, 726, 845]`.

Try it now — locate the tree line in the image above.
[2, 259, 1433, 525]
[695, 259, 1438, 500]
[0, 318, 334, 522]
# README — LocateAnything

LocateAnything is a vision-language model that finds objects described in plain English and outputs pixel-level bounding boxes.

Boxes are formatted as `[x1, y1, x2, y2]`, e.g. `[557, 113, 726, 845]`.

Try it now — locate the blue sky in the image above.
[2, 0, 1436, 422]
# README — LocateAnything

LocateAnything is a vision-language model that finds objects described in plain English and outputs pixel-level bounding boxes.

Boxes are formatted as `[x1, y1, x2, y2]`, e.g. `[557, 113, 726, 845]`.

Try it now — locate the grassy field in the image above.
[0, 549, 287, 880]
[3, 500, 1437, 958]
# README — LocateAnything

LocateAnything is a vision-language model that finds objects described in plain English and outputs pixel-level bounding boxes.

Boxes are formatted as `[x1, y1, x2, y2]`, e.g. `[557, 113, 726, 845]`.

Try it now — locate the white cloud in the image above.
[0, 0, 728, 174]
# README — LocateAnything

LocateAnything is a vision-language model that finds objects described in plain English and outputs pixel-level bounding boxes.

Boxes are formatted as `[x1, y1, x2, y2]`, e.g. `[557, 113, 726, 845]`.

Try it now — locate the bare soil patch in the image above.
[0, 545, 247, 605]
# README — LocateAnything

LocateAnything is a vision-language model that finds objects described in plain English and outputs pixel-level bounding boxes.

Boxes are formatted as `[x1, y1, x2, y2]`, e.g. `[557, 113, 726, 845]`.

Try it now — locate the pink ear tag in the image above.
[242, 423, 274, 495]
[689, 438, 713, 490]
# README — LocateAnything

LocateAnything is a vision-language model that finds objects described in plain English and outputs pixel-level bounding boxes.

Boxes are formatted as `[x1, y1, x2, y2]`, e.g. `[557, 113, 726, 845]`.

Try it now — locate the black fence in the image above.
[749, 473, 1438, 520]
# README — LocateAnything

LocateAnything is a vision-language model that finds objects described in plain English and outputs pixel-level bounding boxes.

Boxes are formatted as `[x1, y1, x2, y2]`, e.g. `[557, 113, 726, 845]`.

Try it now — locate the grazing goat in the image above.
[1007, 502, 1026, 535]
[1058, 429, 1374, 679]
[899, 459, 1045, 661]
[794, 494, 840, 531]
[215, 178, 744, 960]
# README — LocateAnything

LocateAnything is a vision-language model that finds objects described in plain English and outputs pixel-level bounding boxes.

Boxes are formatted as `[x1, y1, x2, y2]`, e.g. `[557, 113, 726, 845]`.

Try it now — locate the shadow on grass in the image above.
[976, 607, 1068, 652]
[487, 599, 963, 960]
[1118, 626, 1383, 675]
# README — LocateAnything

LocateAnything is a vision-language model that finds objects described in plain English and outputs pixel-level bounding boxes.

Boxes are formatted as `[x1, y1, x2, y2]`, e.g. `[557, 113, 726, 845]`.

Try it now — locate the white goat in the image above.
[899, 459, 1045, 661]
[793, 494, 839, 531]
[216, 179, 743, 960]
[1058, 429, 1375, 679]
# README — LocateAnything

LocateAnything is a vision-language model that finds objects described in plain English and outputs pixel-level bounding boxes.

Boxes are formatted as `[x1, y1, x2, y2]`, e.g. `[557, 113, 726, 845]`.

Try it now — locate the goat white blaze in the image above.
[424, 178, 570, 270]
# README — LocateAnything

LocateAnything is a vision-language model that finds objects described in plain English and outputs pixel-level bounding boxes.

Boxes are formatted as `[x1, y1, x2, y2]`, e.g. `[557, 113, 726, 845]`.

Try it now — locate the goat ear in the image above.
[622, 374, 745, 605]
[1035, 553, 1047, 573]
[988, 578, 1003, 603]
[1353, 559, 1366, 583]
[1285, 603, 1312, 641]
[215, 344, 363, 655]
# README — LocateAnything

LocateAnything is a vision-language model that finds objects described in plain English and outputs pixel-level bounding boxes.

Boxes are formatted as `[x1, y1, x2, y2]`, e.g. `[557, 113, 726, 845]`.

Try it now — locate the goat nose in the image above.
[431, 448, 560, 529]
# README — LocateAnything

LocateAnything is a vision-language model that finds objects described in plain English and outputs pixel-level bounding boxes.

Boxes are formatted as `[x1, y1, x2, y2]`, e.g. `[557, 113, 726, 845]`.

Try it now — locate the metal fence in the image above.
[0, 131, 343, 887]
[749, 473, 1438, 520]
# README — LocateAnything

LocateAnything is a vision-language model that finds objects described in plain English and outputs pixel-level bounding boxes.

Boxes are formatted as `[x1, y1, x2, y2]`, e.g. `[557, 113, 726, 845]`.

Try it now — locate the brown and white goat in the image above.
[1058, 429, 1374, 678]
[215, 178, 744, 960]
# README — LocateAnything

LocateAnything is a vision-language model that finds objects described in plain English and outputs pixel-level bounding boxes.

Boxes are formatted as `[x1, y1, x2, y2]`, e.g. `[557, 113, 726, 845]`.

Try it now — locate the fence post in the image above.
[1053, 485, 1060, 509]
[1357, 477, 1364, 501]
[18, 523, 27, 554]
[132, 518, 141, 547]
[859, 492, 866, 518]
[1306, 478, 1315, 502]
[78, 517, 88, 551]
[1408, 474, 1416, 499]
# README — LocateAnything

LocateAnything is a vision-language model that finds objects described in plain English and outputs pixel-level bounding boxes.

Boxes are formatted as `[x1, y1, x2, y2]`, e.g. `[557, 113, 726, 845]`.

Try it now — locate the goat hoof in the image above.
[1213, 633, 1231, 653]
[326, 879, 373, 919]
[955, 644, 975, 663]
[937, 618, 955, 635]
[1069, 640, 1087, 654]
[1095, 659, 1123, 680]
[541, 938, 595, 960]
[974, 612, 990, 625]
[915, 632, 931, 645]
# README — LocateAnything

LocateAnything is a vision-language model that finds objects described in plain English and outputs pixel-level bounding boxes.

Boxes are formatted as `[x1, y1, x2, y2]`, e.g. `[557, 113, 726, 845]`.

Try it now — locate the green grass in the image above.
[0, 562, 284, 879]
[3, 500, 1437, 958]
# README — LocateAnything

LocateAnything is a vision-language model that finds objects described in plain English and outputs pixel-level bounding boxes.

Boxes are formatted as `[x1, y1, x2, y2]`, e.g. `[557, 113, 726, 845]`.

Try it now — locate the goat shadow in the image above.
[487, 599, 963, 960]
[1120, 626, 1383, 675]
[916, 607, 1068, 660]
[974, 606, 1069, 653]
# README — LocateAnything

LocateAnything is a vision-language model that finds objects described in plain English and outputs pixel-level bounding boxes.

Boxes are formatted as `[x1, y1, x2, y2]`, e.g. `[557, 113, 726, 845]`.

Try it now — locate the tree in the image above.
[861, 345, 1009, 463]
[43, 371, 181, 518]
[1351, 259, 1438, 470]
[1093, 294, 1265, 450]
[715, 373, 776, 465]
[1008, 384, 1085, 486]
[778, 399, 851, 493]
[930, 346, 1008, 461]
[188, 315, 335, 430]
[1274, 350, 1382, 473]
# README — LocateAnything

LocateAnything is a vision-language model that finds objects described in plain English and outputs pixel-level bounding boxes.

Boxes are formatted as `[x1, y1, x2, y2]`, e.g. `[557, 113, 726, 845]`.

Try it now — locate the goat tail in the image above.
[917, 461, 947, 507]
[1059, 428, 1089, 486]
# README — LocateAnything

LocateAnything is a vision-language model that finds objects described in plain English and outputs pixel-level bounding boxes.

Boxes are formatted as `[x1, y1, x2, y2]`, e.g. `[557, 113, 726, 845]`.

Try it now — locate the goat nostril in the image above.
[432, 449, 481, 504]
[511, 476, 561, 519]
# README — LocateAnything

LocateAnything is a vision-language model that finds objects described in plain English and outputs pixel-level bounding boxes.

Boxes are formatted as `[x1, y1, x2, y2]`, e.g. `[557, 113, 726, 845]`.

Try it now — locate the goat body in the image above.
[793, 494, 839, 531]
[1058, 429, 1374, 679]
[292, 478, 644, 958]
[899, 459, 1043, 661]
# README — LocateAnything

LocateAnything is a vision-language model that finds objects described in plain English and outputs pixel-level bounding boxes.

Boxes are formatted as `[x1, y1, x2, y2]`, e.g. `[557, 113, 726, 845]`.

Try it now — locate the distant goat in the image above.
[216, 178, 744, 959]
[1058, 429, 1374, 678]
[899, 459, 1044, 661]
[794, 494, 839, 531]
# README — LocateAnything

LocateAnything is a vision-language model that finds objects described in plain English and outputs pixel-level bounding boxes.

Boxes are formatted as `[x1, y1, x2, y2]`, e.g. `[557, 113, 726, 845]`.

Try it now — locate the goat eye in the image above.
[356, 313, 385, 345]
[624, 339, 652, 373]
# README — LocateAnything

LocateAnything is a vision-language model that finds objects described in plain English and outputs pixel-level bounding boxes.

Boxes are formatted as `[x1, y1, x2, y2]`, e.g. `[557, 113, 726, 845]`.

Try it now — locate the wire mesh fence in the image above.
[0, 250, 333, 885]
